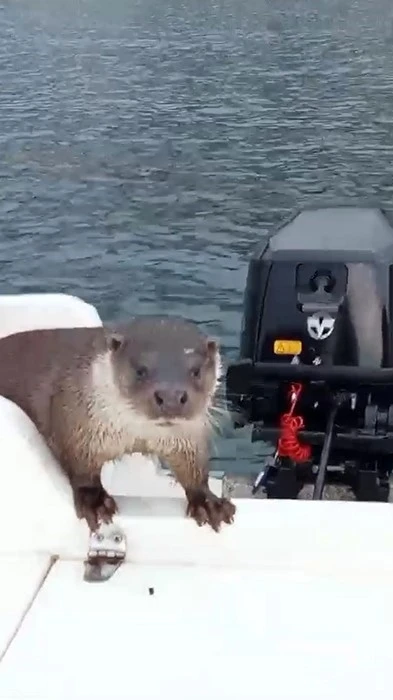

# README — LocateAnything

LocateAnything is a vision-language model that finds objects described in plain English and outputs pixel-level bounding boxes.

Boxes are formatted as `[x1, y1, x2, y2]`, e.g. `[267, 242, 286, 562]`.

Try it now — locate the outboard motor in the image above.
[226, 206, 393, 500]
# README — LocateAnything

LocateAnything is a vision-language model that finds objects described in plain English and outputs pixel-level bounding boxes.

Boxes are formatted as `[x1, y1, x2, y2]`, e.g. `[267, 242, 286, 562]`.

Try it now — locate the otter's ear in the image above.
[206, 338, 219, 357]
[108, 332, 124, 353]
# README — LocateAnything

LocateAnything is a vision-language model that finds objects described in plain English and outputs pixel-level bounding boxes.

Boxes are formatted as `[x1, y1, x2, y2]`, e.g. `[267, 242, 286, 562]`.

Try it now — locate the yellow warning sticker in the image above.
[273, 340, 302, 355]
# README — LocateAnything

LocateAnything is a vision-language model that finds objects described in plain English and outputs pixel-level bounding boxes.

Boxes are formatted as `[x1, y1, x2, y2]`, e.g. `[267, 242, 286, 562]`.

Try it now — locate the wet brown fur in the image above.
[0, 319, 235, 531]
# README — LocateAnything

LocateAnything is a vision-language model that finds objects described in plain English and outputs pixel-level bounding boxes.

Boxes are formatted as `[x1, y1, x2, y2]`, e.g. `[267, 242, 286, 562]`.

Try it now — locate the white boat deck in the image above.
[0, 294, 392, 699]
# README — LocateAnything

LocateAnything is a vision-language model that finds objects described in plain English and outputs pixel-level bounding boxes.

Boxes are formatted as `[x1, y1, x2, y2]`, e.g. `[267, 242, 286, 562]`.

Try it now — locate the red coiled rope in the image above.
[277, 382, 311, 463]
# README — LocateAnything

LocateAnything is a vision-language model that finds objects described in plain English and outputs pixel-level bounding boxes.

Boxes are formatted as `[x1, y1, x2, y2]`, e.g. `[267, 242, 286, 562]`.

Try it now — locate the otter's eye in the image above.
[190, 367, 201, 379]
[135, 366, 148, 379]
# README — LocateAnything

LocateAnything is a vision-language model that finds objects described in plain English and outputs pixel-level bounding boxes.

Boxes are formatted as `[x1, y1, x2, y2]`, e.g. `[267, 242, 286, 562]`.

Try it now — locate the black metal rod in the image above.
[312, 404, 339, 500]
[226, 359, 393, 387]
[250, 427, 393, 454]
[253, 361, 393, 383]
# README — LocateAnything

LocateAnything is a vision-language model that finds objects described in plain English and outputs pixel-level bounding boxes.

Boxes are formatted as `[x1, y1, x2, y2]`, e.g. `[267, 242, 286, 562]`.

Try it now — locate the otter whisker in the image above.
[206, 409, 231, 438]
[209, 403, 229, 415]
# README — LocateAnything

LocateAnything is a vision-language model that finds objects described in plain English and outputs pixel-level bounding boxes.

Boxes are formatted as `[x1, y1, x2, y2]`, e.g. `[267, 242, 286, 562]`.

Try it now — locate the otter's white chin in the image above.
[153, 417, 197, 428]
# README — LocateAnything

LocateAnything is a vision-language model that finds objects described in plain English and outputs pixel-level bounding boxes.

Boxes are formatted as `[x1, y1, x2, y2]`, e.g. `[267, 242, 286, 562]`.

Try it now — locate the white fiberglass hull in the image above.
[0, 293, 392, 700]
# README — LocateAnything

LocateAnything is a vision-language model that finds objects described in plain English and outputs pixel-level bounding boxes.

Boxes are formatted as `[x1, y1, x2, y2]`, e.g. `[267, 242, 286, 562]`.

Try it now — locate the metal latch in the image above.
[84, 522, 127, 583]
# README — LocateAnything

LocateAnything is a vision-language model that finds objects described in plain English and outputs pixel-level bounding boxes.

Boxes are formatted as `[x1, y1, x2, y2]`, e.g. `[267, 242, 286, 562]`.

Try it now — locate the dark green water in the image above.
[1, 0, 393, 473]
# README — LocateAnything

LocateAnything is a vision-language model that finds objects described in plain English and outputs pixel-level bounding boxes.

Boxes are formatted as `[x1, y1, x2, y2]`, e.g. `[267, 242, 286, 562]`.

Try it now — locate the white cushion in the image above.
[0, 293, 102, 339]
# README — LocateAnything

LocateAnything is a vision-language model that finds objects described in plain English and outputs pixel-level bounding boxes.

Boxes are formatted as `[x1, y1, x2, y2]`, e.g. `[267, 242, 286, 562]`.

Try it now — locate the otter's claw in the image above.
[186, 488, 236, 532]
[74, 485, 118, 532]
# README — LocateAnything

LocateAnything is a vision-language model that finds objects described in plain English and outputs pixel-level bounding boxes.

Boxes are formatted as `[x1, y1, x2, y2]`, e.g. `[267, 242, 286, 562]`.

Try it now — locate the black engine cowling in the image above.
[226, 206, 393, 499]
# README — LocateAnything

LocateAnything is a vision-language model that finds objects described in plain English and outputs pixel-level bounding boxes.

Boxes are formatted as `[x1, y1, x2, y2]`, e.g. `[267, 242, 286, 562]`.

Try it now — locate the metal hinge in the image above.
[84, 522, 127, 583]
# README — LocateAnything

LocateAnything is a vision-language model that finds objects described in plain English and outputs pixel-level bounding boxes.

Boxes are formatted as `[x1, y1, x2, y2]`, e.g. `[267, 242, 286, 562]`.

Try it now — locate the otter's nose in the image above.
[154, 389, 188, 411]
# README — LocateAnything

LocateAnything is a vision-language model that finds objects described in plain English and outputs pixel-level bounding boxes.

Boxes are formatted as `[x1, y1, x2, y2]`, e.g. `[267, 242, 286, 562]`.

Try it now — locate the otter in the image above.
[0, 316, 235, 532]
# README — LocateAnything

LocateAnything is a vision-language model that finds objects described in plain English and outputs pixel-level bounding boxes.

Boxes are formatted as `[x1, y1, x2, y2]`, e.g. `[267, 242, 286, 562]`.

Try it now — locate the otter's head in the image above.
[106, 316, 221, 424]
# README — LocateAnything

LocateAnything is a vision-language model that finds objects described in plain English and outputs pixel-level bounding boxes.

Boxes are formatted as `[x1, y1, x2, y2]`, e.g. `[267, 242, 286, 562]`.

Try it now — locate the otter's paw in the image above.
[73, 485, 118, 532]
[186, 488, 236, 532]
